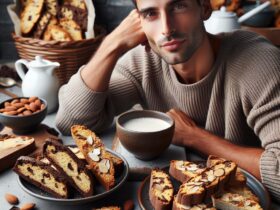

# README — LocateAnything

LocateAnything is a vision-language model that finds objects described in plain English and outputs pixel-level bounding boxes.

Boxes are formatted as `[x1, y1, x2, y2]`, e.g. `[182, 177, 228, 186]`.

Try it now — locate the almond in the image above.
[17, 107, 26, 113]
[214, 168, 225, 177]
[13, 103, 24, 109]
[28, 96, 38, 103]
[20, 98, 29, 104]
[29, 102, 38, 112]
[4, 106, 17, 112]
[5, 193, 19, 205]
[11, 99, 19, 104]
[20, 203, 36, 210]
[5, 111, 18, 115]
[4, 102, 11, 107]
[40, 104, 45, 110]
[23, 110, 33, 116]
[34, 99, 41, 107]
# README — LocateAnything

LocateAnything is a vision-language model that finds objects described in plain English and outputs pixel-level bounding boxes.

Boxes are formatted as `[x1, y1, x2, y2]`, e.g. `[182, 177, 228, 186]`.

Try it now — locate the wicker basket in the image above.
[12, 27, 106, 86]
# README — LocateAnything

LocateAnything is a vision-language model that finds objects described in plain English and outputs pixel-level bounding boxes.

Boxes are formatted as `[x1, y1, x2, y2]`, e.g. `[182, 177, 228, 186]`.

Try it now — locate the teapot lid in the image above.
[28, 56, 59, 68]
[211, 6, 237, 18]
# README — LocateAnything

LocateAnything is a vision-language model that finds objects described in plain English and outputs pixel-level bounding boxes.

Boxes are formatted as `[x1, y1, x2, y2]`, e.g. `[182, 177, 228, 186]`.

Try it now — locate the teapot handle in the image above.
[15, 59, 29, 81]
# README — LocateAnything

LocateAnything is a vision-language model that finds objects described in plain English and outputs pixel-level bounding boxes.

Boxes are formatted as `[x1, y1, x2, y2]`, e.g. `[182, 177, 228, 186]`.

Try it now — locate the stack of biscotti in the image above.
[71, 125, 115, 191]
[169, 160, 206, 183]
[43, 139, 94, 197]
[13, 156, 68, 198]
[176, 159, 237, 206]
[212, 192, 263, 210]
[19, 0, 87, 41]
[149, 169, 174, 210]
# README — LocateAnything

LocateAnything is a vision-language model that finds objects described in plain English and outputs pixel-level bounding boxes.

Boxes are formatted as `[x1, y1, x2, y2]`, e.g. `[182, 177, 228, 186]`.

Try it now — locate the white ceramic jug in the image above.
[204, 1, 271, 34]
[15, 56, 60, 113]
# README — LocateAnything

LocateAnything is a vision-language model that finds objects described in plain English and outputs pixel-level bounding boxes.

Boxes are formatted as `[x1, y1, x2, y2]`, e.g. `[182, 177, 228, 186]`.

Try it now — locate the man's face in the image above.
[136, 0, 207, 65]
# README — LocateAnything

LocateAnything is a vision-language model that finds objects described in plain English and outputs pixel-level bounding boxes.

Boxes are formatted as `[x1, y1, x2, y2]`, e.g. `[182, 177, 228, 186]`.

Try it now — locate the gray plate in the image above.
[138, 166, 270, 210]
[17, 149, 129, 205]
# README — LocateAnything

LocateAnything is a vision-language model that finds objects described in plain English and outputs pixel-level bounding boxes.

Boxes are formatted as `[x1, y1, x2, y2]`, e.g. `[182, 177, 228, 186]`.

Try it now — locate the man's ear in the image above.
[201, 0, 213, 20]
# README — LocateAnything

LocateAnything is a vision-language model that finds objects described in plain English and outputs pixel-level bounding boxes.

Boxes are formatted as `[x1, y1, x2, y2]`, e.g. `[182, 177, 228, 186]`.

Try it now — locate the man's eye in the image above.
[172, 3, 188, 11]
[142, 11, 158, 20]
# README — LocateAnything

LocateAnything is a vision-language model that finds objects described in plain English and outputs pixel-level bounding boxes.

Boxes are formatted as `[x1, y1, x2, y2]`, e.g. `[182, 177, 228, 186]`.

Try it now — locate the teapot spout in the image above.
[238, 1, 271, 23]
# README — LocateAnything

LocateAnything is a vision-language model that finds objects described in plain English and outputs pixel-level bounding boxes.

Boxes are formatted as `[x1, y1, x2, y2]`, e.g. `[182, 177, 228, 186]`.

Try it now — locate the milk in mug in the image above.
[122, 117, 170, 132]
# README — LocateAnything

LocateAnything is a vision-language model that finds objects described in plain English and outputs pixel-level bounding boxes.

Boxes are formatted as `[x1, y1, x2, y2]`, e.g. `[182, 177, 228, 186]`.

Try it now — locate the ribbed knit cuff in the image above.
[260, 150, 280, 200]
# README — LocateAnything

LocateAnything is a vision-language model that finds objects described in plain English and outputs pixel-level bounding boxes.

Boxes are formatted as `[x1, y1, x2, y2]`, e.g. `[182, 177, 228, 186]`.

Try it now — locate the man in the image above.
[56, 0, 280, 200]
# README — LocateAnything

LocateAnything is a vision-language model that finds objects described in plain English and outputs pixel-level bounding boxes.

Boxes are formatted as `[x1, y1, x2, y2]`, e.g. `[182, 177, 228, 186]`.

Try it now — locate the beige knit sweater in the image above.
[56, 30, 280, 200]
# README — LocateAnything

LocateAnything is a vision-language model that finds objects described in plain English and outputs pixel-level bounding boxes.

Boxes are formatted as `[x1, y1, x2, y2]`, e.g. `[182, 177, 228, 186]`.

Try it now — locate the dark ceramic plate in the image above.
[17, 148, 129, 204]
[138, 166, 270, 210]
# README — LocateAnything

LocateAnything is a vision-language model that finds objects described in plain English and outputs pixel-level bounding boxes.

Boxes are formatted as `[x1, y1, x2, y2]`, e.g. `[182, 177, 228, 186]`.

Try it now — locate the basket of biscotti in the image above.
[7, 0, 106, 86]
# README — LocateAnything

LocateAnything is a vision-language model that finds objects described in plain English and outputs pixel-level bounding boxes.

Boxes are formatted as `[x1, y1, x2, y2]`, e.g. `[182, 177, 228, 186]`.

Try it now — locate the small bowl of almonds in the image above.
[0, 96, 47, 134]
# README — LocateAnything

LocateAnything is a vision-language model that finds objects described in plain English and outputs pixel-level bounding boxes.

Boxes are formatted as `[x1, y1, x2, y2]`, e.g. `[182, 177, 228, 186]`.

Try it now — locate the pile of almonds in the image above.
[0, 97, 45, 116]
[5, 193, 35, 210]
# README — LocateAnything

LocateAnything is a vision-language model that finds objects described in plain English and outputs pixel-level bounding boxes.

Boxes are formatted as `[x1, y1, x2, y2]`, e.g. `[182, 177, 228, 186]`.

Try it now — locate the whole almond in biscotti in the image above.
[20, 0, 45, 35]
[59, 18, 83, 41]
[34, 12, 52, 39]
[50, 25, 73, 41]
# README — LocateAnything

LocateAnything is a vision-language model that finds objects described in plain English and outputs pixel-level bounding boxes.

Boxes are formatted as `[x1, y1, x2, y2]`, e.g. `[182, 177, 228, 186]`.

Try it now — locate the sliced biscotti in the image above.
[20, 0, 45, 34]
[207, 155, 247, 188]
[212, 192, 263, 210]
[43, 140, 94, 197]
[64, 0, 87, 10]
[34, 12, 52, 39]
[176, 160, 237, 206]
[149, 169, 174, 210]
[173, 195, 216, 210]
[169, 160, 206, 183]
[43, 16, 58, 41]
[50, 25, 73, 41]
[13, 156, 68, 198]
[45, 0, 59, 16]
[71, 125, 115, 191]
[59, 18, 83, 40]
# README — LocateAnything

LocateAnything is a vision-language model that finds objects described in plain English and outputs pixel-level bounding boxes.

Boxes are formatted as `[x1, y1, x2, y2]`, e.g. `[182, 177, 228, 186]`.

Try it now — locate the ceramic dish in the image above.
[138, 165, 270, 210]
[17, 148, 129, 204]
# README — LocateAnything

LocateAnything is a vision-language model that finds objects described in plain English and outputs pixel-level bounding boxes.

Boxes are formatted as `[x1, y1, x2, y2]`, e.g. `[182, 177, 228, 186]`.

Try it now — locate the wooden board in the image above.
[0, 124, 61, 172]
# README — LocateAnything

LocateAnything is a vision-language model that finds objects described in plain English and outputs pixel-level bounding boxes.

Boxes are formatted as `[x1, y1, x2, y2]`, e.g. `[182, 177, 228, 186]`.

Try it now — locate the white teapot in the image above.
[204, 1, 271, 34]
[15, 56, 60, 113]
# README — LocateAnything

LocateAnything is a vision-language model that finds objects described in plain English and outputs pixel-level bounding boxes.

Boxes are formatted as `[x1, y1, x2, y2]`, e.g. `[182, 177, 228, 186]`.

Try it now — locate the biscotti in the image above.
[34, 12, 52, 39]
[59, 18, 83, 40]
[45, 0, 59, 16]
[149, 169, 174, 210]
[212, 192, 263, 210]
[71, 125, 115, 191]
[169, 160, 206, 183]
[49, 25, 73, 41]
[176, 160, 237, 206]
[207, 155, 247, 188]
[173, 195, 216, 210]
[64, 0, 86, 10]
[43, 17, 58, 41]
[43, 140, 94, 197]
[13, 156, 68, 198]
[20, 0, 44, 34]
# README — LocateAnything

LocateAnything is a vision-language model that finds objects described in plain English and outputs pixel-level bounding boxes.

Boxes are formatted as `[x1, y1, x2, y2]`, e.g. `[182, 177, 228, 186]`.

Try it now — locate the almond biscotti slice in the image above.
[173, 195, 216, 210]
[59, 18, 83, 40]
[212, 192, 263, 210]
[50, 25, 73, 41]
[64, 0, 87, 10]
[43, 17, 58, 41]
[13, 156, 68, 198]
[43, 140, 94, 197]
[177, 160, 237, 206]
[34, 12, 52, 39]
[20, 0, 45, 34]
[149, 169, 174, 210]
[71, 125, 115, 191]
[169, 160, 206, 183]
[45, 0, 59, 16]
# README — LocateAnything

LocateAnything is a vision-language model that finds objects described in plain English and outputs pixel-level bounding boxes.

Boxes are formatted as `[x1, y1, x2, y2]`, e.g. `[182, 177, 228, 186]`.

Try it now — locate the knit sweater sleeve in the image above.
[235, 36, 280, 200]
[55, 49, 146, 135]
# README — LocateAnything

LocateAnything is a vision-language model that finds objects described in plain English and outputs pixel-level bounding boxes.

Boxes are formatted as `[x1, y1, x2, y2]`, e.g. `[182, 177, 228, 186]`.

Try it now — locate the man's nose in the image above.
[161, 13, 174, 36]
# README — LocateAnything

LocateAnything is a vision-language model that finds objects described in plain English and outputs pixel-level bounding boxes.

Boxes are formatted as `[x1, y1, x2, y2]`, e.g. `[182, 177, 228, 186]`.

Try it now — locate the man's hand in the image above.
[166, 109, 206, 147]
[107, 9, 147, 54]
